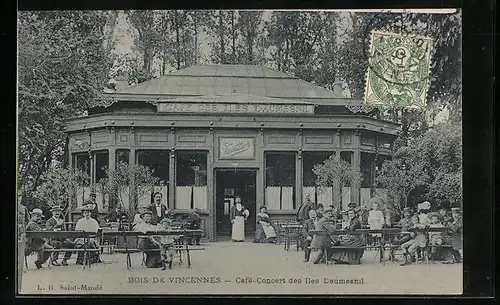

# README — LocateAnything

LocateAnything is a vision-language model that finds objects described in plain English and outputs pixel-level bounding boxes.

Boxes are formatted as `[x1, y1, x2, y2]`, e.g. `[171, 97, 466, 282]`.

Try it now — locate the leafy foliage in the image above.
[18, 11, 115, 205]
[313, 154, 363, 189]
[375, 123, 462, 212]
[33, 167, 90, 219]
[99, 162, 160, 213]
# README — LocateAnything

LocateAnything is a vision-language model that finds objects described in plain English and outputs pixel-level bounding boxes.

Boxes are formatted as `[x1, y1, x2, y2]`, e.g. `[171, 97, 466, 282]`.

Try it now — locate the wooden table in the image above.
[25, 231, 100, 269]
[102, 230, 203, 269]
[309, 227, 450, 264]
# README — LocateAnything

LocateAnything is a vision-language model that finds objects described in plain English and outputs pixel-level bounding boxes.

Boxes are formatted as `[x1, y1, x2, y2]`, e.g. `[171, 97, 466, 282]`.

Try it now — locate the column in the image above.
[108, 127, 116, 172]
[129, 128, 136, 212]
[207, 128, 215, 241]
[333, 130, 341, 209]
[256, 128, 265, 209]
[352, 130, 361, 205]
[168, 149, 176, 211]
[295, 150, 303, 210]
[295, 129, 303, 209]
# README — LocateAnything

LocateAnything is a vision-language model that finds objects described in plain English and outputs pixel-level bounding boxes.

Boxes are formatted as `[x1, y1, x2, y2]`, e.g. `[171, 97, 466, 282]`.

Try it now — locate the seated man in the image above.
[310, 207, 338, 264]
[428, 212, 445, 258]
[45, 205, 74, 266]
[442, 207, 462, 264]
[400, 215, 428, 266]
[74, 204, 101, 265]
[389, 207, 413, 260]
[105, 205, 129, 223]
[302, 210, 317, 262]
[134, 210, 162, 268]
[26, 208, 54, 269]
[184, 208, 202, 245]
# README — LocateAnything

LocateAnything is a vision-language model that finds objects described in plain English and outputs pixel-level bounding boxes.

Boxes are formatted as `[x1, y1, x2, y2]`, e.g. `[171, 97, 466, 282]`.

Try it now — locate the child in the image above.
[428, 212, 445, 256]
[400, 215, 428, 266]
[156, 218, 180, 270]
[367, 200, 385, 245]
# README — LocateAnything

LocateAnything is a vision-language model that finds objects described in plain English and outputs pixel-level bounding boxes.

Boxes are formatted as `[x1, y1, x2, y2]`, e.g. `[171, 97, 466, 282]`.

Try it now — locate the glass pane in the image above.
[137, 150, 170, 184]
[303, 152, 335, 187]
[116, 149, 129, 165]
[176, 151, 208, 187]
[94, 151, 109, 183]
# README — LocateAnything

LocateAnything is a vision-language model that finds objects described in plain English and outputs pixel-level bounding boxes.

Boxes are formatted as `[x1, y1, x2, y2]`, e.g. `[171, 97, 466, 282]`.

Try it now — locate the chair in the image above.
[284, 221, 302, 252]
[273, 221, 287, 245]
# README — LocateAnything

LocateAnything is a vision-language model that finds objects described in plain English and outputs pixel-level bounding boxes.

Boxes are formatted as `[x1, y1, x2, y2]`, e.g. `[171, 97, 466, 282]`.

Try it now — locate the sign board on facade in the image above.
[158, 102, 314, 115]
[219, 138, 255, 159]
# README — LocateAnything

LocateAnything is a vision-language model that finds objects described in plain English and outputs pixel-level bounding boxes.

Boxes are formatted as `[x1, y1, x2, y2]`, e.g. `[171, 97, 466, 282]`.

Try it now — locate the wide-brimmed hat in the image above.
[80, 204, 95, 211]
[140, 210, 153, 218]
[420, 201, 431, 210]
[235, 197, 242, 203]
[451, 207, 461, 213]
[50, 205, 63, 212]
[429, 212, 441, 219]
[89, 191, 97, 197]
[30, 208, 44, 216]
[348, 202, 357, 209]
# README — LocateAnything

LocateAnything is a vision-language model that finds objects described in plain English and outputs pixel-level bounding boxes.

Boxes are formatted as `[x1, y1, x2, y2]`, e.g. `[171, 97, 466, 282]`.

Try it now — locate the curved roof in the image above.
[115, 64, 349, 100]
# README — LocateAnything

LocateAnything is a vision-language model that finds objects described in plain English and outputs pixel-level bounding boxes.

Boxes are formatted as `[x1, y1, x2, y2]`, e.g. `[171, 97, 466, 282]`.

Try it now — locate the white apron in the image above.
[231, 216, 245, 241]
[260, 221, 277, 239]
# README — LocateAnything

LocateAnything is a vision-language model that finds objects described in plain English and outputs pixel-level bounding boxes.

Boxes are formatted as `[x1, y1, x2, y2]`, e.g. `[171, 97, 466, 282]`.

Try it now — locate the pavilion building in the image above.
[65, 65, 400, 241]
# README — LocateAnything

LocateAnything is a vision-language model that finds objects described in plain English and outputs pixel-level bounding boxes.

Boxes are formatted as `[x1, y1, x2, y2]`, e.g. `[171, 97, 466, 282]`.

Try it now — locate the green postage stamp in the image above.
[364, 31, 433, 109]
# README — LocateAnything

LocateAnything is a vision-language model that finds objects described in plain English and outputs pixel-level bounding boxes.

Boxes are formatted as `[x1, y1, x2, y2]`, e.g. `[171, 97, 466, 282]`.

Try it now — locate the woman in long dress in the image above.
[330, 209, 366, 264]
[253, 206, 277, 243]
[230, 197, 248, 242]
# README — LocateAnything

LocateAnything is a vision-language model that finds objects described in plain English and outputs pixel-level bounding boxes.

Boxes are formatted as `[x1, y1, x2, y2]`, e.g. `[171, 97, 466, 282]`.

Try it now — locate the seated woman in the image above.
[253, 206, 277, 243]
[134, 210, 162, 268]
[329, 209, 366, 265]
[74, 204, 101, 265]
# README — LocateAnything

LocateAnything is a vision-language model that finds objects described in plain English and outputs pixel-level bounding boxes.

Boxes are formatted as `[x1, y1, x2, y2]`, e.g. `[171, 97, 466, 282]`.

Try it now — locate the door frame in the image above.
[213, 167, 258, 241]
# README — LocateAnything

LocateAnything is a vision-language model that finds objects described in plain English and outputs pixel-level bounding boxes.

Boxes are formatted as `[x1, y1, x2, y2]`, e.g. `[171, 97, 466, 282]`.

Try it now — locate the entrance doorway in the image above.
[215, 169, 257, 239]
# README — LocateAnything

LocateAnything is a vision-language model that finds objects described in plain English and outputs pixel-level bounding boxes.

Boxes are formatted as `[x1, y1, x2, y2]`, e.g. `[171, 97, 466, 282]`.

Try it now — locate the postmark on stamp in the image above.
[364, 31, 433, 109]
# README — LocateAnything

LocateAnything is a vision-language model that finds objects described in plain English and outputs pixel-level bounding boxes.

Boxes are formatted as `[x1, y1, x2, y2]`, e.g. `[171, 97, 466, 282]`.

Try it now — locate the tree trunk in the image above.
[231, 11, 236, 64]
[175, 11, 181, 70]
[194, 12, 198, 64]
[219, 11, 225, 64]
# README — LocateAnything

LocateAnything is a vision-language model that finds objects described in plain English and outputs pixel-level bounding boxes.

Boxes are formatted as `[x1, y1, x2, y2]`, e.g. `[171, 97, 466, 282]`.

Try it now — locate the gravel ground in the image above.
[19, 242, 462, 295]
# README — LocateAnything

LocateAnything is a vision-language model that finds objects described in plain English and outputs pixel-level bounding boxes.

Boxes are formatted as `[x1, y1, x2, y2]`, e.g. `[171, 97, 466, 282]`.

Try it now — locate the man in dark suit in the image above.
[26, 209, 54, 269]
[184, 208, 202, 245]
[296, 193, 315, 223]
[149, 192, 169, 225]
[45, 205, 74, 266]
[302, 209, 318, 262]
[85, 192, 100, 222]
[104, 205, 129, 223]
[310, 207, 337, 264]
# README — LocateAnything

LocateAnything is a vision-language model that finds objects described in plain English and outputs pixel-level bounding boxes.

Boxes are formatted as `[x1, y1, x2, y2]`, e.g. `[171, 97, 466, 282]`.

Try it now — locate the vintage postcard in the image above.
[17, 9, 463, 295]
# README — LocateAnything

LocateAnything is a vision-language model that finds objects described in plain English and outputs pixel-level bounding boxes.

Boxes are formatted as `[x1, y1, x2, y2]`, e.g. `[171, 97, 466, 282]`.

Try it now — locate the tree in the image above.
[313, 154, 363, 208]
[18, 11, 115, 207]
[204, 10, 232, 64]
[236, 10, 264, 64]
[375, 123, 462, 212]
[99, 162, 160, 215]
[33, 167, 91, 220]
[126, 10, 160, 74]
[265, 11, 328, 82]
